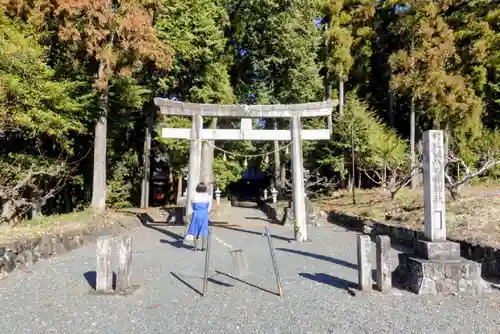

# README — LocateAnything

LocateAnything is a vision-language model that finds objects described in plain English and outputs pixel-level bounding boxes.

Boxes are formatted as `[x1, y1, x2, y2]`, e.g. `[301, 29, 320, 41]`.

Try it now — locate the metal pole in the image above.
[265, 225, 283, 297]
[290, 116, 307, 241]
[203, 228, 212, 297]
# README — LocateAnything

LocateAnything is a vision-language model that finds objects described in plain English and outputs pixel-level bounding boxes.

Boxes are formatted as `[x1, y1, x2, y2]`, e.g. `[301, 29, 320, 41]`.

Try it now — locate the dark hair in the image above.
[196, 182, 207, 193]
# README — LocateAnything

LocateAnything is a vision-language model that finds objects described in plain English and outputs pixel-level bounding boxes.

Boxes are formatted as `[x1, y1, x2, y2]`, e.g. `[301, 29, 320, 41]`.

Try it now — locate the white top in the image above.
[193, 192, 212, 212]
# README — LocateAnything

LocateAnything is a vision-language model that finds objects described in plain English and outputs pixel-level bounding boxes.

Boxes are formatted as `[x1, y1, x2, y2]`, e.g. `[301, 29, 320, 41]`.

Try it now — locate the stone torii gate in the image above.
[154, 98, 337, 242]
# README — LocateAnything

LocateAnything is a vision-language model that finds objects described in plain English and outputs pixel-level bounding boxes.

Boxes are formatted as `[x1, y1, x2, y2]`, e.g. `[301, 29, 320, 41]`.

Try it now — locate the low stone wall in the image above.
[328, 211, 500, 277]
[0, 215, 141, 278]
[258, 201, 288, 225]
[259, 198, 324, 227]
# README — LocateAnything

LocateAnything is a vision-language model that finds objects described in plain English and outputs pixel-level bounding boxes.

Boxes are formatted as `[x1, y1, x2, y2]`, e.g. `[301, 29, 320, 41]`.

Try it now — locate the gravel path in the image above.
[1, 205, 500, 333]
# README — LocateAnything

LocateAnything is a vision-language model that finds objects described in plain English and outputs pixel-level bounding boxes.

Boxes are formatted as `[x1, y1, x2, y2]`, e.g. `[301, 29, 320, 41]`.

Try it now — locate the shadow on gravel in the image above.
[216, 270, 278, 296]
[84, 271, 117, 290]
[300, 273, 356, 291]
[244, 216, 282, 225]
[138, 213, 184, 240]
[171, 272, 203, 296]
[216, 226, 292, 242]
[160, 239, 193, 250]
[171, 272, 234, 297]
[277, 248, 358, 270]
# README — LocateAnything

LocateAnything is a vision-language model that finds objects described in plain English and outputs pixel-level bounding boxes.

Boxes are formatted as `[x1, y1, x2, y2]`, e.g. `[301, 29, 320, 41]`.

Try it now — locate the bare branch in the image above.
[284, 169, 342, 197]
[445, 151, 500, 198]
[361, 163, 420, 200]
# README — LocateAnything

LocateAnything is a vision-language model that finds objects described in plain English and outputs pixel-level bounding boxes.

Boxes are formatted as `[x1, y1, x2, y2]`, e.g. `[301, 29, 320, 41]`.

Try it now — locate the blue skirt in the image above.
[186, 202, 210, 237]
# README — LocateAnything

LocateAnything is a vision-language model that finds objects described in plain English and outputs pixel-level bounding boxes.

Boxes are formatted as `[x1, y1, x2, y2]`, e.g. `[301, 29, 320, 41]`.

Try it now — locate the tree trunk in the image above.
[32, 191, 43, 219]
[91, 68, 108, 212]
[168, 170, 175, 202]
[388, 91, 394, 126]
[2, 200, 18, 225]
[140, 106, 154, 208]
[324, 22, 332, 133]
[91, 26, 113, 213]
[273, 119, 281, 191]
[409, 39, 417, 190]
[351, 122, 356, 205]
[64, 184, 72, 213]
[176, 173, 183, 204]
[339, 73, 346, 188]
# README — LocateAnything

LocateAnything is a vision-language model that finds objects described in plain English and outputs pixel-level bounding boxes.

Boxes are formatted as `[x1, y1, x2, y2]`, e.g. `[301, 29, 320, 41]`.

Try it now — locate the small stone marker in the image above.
[215, 188, 221, 205]
[357, 235, 372, 291]
[271, 187, 278, 204]
[422, 130, 446, 241]
[376, 235, 392, 291]
[96, 236, 113, 292]
[116, 236, 133, 293]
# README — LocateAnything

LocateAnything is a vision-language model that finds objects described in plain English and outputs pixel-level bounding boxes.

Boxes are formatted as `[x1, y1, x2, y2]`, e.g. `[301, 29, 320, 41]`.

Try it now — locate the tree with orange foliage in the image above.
[33, 0, 172, 211]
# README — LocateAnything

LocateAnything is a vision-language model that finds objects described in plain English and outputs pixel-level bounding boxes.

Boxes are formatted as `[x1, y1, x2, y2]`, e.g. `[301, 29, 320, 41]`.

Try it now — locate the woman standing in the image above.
[185, 182, 212, 251]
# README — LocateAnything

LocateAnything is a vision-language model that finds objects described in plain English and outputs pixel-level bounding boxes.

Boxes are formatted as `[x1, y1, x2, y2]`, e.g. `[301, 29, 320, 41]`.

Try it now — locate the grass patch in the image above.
[0, 209, 126, 245]
[317, 183, 500, 248]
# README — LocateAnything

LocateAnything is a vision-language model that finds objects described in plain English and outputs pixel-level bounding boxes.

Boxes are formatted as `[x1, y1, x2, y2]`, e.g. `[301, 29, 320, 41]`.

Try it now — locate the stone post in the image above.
[271, 187, 278, 204]
[186, 113, 203, 218]
[376, 235, 391, 292]
[116, 236, 132, 293]
[291, 116, 307, 242]
[96, 236, 113, 293]
[357, 235, 372, 291]
[423, 130, 446, 241]
[215, 188, 221, 205]
[263, 188, 268, 200]
[419, 130, 460, 260]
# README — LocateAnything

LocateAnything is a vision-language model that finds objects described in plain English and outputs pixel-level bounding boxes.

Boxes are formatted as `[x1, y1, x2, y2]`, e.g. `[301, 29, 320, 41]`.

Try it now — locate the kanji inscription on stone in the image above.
[423, 130, 446, 241]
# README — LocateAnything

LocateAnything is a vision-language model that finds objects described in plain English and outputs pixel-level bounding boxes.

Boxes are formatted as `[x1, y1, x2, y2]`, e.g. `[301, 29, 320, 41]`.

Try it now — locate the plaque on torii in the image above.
[154, 98, 338, 242]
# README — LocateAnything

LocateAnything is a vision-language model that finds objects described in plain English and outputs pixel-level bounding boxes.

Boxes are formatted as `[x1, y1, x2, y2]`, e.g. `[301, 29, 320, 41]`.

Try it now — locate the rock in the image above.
[362, 225, 373, 235]
[23, 250, 34, 266]
[2, 251, 17, 273]
[419, 277, 437, 294]
[395, 254, 489, 295]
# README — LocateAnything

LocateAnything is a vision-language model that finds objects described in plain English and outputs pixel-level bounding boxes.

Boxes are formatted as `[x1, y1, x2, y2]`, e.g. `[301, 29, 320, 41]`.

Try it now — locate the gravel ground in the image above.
[1, 206, 500, 334]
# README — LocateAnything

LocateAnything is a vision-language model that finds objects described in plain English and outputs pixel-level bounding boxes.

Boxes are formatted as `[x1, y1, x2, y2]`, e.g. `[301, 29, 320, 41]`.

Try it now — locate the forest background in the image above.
[0, 0, 498, 230]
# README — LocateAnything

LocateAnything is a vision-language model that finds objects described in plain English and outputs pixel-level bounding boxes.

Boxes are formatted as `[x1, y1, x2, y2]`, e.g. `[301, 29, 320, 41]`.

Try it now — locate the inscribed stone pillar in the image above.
[96, 236, 112, 292]
[116, 236, 132, 292]
[290, 116, 307, 241]
[376, 235, 391, 291]
[186, 113, 203, 218]
[422, 130, 446, 241]
[357, 235, 372, 291]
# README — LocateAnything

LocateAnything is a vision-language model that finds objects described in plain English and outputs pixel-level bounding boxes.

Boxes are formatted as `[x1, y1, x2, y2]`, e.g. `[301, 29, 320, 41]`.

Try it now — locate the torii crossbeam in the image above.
[154, 98, 338, 242]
